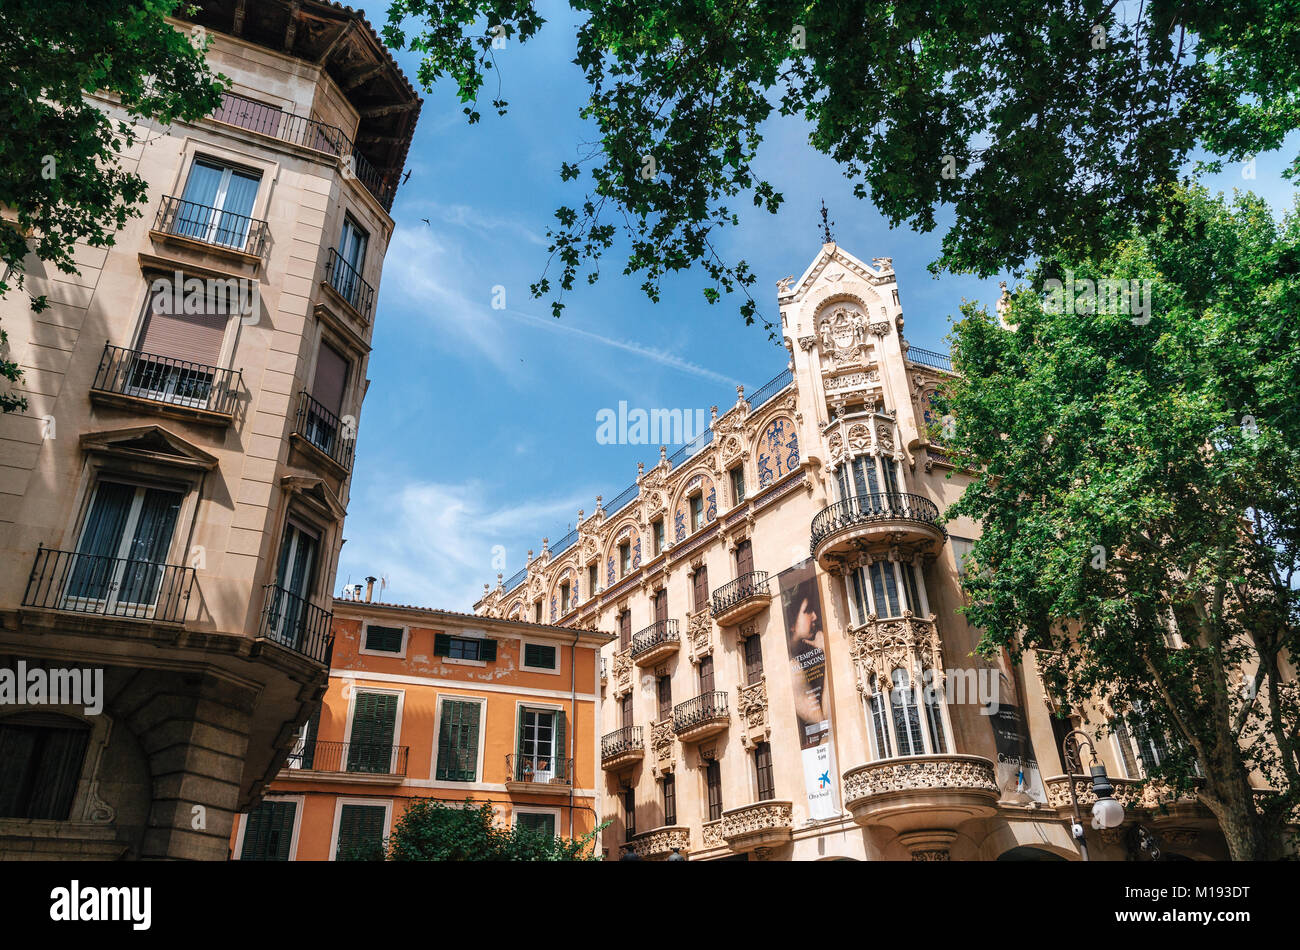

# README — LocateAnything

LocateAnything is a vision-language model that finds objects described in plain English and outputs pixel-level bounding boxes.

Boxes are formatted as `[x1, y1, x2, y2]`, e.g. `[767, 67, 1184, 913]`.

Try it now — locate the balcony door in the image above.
[305, 341, 349, 456]
[176, 159, 261, 250]
[839, 455, 881, 504]
[335, 216, 369, 307]
[735, 538, 753, 577]
[653, 588, 667, 624]
[128, 288, 228, 408]
[268, 522, 319, 648]
[518, 708, 565, 783]
[68, 481, 181, 614]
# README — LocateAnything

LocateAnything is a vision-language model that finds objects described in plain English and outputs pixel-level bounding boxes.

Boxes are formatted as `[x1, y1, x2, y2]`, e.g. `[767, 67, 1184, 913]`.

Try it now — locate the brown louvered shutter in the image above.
[654, 589, 667, 623]
[138, 295, 227, 365]
[312, 341, 348, 415]
[619, 611, 630, 651]
[693, 566, 709, 613]
[735, 539, 753, 577]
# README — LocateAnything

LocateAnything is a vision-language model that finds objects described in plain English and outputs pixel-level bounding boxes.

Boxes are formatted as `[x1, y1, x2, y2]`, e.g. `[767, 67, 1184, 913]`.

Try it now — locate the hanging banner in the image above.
[777, 559, 838, 820]
[990, 649, 1046, 803]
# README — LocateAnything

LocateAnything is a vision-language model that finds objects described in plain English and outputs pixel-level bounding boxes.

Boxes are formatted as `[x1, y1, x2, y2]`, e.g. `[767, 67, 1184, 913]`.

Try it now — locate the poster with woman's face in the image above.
[778, 560, 838, 819]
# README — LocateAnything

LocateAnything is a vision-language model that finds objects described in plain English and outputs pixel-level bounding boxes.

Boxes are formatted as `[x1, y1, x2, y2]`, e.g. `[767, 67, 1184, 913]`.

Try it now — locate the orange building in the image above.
[228, 592, 612, 859]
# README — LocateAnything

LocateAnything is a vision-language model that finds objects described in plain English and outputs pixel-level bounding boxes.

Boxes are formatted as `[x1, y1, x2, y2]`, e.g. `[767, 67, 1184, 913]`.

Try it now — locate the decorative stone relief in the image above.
[849, 614, 944, 695]
[842, 756, 999, 801]
[737, 678, 770, 747]
[613, 649, 632, 696]
[651, 719, 676, 773]
[686, 608, 713, 661]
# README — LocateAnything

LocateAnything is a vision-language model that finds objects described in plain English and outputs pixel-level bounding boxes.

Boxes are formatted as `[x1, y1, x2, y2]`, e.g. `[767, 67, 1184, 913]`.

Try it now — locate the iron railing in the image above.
[906, 346, 953, 373]
[210, 90, 397, 211]
[258, 584, 333, 664]
[710, 571, 770, 618]
[502, 567, 528, 594]
[153, 194, 269, 257]
[601, 726, 643, 760]
[22, 545, 195, 622]
[630, 618, 679, 658]
[673, 691, 729, 733]
[810, 492, 944, 550]
[293, 390, 355, 470]
[325, 247, 375, 321]
[748, 366, 794, 408]
[507, 753, 573, 784]
[288, 739, 409, 776]
[91, 343, 241, 416]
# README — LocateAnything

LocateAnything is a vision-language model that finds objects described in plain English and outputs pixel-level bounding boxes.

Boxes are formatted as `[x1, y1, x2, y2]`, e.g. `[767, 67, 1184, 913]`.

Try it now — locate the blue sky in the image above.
[334, 1, 1300, 610]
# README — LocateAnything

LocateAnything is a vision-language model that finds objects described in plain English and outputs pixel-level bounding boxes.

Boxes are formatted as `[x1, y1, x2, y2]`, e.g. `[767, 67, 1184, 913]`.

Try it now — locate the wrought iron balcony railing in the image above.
[810, 492, 943, 549]
[210, 90, 397, 211]
[154, 194, 269, 257]
[630, 618, 679, 659]
[288, 739, 409, 776]
[91, 343, 241, 416]
[324, 247, 375, 321]
[293, 390, 355, 471]
[507, 753, 573, 785]
[673, 691, 729, 733]
[906, 346, 954, 373]
[258, 584, 333, 664]
[710, 571, 770, 618]
[22, 545, 195, 623]
[601, 726, 643, 760]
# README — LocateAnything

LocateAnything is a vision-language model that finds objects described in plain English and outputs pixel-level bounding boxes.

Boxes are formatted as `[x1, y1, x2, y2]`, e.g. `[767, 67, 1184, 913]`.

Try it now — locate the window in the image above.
[652, 518, 665, 556]
[516, 811, 556, 838]
[662, 773, 677, 826]
[560, 581, 571, 615]
[901, 562, 923, 615]
[239, 799, 297, 860]
[174, 158, 262, 249]
[0, 714, 90, 820]
[289, 702, 322, 770]
[516, 707, 565, 783]
[1111, 717, 1141, 778]
[692, 565, 709, 613]
[624, 787, 636, 840]
[849, 569, 869, 625]
[880, 454, 901, 495]
[735, 538, 754, 577]
[867, 675, 892, 759]
[435, 699, 481, 781]
[744, 633, 764, 685]
[689, 493, 704, 532]
[619, 541, 631, 577]
[588, 563, 598, 596]
[534, 601, 542, 623]
[522, 642, 558, 672]
[334, 803, 386, 861]
[705, 759, 723, 821]
[890, 668, 925, 756]
[347, 691, 398, 773]
[304, 340, 350, 456]
[130, 282, 230, 407]
[652, 588, 667, 624]
[618, 611, 631, 651]
[620, 693, 634, 728]
[923, 683, 947, 754]
[657, 675, 672, 722]
[69, 481, 182, 610]
[754, 742, 775, 801]
[332, 215, 369, 310]
[729, 465, 745, 505]
[867, 561, 902, 618]
[362, 624, 404, 654]
[698, 654, 715, 694]
[434, 634, 497, 662]
[951, 537, 977, 577]
[838, 454, 881, 501]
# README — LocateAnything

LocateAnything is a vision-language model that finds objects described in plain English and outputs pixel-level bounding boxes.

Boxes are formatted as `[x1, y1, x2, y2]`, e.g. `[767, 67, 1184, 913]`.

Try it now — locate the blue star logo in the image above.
[818, 770, 830, 788]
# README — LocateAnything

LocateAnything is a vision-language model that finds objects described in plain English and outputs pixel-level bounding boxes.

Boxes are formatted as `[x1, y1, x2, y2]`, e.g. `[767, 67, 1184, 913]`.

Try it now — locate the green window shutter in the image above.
[365, 625, 404, 653]
[336, 804, 386, 861]
[554, 710, 567, 782]
[436, 700, 480, 781]
[433, 632, 451, 656]
[515, 708, 528, 780]
[524, 643, 556, 669]
[480, 638, 497, 661]
[301, 702, 322, 770]
[347, 692, 397, 773]
[240, 800, 296, 861]
[517, 812, 555, 837]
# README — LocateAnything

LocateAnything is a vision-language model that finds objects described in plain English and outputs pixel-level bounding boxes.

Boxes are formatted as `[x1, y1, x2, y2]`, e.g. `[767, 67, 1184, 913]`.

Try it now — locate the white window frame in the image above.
[430, 693, 488, 787]
[343, 686, 406, 766]
[327, 796, 393, 861]
[520, 638, 561, 676]
[233, 794, 304, 861]
[511, 804, 561, 836]
[442, 627, 488, 668]
[359, 621, 409, 658]
[514, 700, 566, 782]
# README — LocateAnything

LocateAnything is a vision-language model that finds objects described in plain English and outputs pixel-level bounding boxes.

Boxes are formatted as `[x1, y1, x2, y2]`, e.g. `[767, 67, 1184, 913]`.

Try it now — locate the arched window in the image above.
[0, 713, 91, 820]
[890, 668, 925, 756]
[867, 674, 892, 759]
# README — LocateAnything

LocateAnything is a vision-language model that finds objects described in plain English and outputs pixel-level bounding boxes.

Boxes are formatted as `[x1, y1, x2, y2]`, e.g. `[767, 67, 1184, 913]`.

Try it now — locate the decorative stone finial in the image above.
[819, 199, 835, 244]
[659, 445, 667, 463]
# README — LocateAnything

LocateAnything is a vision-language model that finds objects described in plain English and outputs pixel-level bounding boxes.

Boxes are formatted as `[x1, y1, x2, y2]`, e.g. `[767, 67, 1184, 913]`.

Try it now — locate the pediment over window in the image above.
[280, 474, 347, 522]
[79, 425, 218, 471]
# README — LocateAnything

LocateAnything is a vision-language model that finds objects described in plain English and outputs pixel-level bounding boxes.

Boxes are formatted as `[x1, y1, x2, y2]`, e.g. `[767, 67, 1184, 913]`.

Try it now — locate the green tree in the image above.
[387, 798, 605, 860]
[383, 0, 1300, 325]
[0, 1, 225, 411]
[940, 187, 1300, 860]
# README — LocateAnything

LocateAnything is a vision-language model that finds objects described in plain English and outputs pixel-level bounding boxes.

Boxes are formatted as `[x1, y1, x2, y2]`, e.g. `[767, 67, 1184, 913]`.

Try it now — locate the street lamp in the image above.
[1060, 728, 1125, 861]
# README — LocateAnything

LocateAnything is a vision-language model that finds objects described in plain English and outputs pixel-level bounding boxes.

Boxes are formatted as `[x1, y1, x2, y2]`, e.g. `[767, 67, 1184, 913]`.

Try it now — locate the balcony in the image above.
[151, 194, 269, 261]
[291, 390, 355, 474]
[810, 491, 945, 569]
[90, 343, 241, 425]
[257, 584, 334, 665]
[710, 571, 771, 626]
[672, 691, 730, 743]
[623, 825, 690, 860]
[22, 546, 195, 624]
[323, 247, 376, 323]
[210, 91, 397, 211]
[630, 618, 679, 666]
[601, 726, 644, 771]
[505, 754, 573, 793]
[842, 754, 999, 837]
[285, 740, 409, 782]
[720, 800, 794, 853]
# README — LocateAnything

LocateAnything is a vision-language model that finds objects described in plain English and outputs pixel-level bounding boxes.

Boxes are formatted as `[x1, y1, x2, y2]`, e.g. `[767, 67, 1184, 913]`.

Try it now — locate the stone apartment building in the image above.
[0, 0, 418, 858]
[475, 244, 1245, 861]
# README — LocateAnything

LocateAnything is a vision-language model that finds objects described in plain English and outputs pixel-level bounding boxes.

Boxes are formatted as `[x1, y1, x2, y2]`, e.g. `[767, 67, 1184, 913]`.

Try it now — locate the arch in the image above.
[547, 565, 577, 622]
[668, 469, 717, 542]
[997, 845, 1069, 861]
[753, 414, 799, 490]
[602, 519, 642, 587]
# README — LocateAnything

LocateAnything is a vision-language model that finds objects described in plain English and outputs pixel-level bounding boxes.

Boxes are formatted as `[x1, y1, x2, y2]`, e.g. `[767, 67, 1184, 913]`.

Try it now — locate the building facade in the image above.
[476, 244, 1241, 861]
[229, 596, 610, 860]
[0, 1, 418, 858]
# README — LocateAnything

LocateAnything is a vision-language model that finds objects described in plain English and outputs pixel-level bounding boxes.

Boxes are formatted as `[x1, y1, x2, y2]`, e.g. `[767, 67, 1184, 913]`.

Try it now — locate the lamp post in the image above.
[1060, 729, 1126, 861]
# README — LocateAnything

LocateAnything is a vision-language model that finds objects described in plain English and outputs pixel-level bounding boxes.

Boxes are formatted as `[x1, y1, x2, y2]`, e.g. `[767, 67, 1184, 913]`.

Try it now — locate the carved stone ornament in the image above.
[651, 719, 676, 771]
[613, 649, 633, 696]
[687, 608, 713, 660]
[849, 614, 944, 694]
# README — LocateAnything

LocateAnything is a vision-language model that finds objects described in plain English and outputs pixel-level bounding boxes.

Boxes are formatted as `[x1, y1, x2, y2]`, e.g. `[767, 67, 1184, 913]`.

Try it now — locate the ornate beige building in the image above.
[476, 244, 1237, 860]
[0, 0, 417, 858]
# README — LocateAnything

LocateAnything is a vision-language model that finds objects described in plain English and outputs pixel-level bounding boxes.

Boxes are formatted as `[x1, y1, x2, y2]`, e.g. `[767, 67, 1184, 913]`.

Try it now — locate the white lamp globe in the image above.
[1091, 796, 1125, 830]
